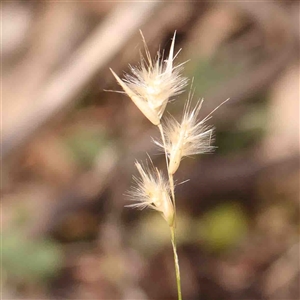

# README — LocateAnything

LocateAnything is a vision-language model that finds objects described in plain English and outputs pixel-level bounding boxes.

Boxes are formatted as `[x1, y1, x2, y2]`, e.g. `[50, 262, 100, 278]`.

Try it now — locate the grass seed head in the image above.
[126, 160, 175, 226]
[110, 31, 188, 125]
[155, 94, 216, 174]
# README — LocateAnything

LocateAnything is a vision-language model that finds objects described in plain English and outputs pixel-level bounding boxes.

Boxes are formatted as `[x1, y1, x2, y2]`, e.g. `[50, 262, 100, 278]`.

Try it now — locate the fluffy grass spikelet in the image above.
[127, 160, 175, 226]
[156, 95, 215, 175]
[110, 31, 188, 125]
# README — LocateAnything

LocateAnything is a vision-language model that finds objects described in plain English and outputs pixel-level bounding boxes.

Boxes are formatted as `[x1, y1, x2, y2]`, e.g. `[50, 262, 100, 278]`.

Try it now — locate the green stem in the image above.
[170, 226, 182, 300]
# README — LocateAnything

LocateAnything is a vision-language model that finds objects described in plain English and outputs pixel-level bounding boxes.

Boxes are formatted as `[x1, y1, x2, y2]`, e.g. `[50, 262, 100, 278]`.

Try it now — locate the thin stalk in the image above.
[170, 226, 182, 300]
[158, 124, 180, 297]
[158, 124, 170, 175]
[158, 124, 176, 221]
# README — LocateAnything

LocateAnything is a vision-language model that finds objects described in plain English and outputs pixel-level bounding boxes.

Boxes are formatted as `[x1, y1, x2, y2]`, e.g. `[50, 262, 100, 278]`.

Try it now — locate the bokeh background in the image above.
[2, 1, 299, 299]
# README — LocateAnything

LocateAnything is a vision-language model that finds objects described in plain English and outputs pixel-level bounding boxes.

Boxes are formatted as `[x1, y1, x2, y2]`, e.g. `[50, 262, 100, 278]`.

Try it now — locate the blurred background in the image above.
[1, 1, 299, 299]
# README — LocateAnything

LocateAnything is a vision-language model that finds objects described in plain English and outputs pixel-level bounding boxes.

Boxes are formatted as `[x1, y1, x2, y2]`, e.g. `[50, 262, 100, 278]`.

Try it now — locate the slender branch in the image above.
[170, 226, 182, 300]
[158, 124, 169, 174]
[158, 124, 176, 221]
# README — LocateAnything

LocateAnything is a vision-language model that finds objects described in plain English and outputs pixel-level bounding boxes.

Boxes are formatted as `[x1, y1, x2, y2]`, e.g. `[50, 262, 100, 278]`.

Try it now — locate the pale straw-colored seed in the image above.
[110, 31, 188, 125]
[155, 93, 230, 174]
[126, 160, 174, 226]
